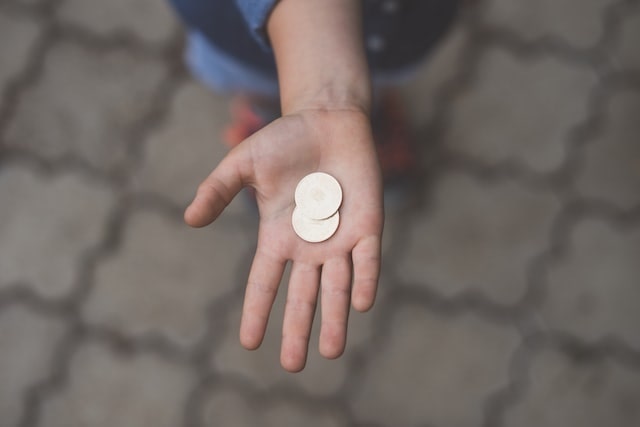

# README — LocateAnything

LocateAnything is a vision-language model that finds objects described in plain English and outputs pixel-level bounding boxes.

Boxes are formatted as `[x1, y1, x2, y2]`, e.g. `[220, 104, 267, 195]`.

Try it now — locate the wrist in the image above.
[281, 79, 371, 117]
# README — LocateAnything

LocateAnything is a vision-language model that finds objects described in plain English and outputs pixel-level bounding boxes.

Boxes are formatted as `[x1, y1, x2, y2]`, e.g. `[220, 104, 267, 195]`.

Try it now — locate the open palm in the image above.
[185, 108, 383, 372]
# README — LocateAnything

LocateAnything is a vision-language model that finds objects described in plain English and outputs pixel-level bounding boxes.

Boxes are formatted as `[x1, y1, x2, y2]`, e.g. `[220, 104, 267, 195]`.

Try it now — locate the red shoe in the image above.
[223, 95, 274, 148]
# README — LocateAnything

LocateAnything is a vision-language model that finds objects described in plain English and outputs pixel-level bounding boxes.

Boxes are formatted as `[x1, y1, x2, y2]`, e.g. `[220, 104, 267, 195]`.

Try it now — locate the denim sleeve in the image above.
[234, 0, 280, 50]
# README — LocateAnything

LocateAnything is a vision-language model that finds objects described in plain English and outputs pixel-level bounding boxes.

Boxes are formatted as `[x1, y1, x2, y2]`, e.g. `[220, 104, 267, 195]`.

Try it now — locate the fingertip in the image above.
[239, 330, 262, 351]
[183, 202, 202, 227]
[239, 308, 269, 351]
[280, 347, 306, 373]
[352, 293, 375, 312]
[320, 348, 344, 360]
[319, 333, 346, 359]
[183, 193, 220, 228]
[185, 149, 248, 227]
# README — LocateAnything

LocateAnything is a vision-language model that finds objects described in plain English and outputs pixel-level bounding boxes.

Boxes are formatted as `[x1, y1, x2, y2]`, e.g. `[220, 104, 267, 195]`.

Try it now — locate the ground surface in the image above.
[1, 0, 640, 426]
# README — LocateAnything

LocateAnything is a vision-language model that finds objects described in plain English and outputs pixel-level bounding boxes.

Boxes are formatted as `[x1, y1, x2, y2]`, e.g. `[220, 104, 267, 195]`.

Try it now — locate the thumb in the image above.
[184, 144, 252, 227]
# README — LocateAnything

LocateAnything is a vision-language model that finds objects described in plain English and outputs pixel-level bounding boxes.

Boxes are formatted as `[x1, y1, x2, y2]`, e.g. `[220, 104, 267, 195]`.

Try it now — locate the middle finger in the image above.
[280, 260, 320, 372]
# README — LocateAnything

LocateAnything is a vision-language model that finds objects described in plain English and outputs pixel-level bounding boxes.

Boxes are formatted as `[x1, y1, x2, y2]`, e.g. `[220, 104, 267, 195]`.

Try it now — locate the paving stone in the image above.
[135, 81, 246, 216]
[0, 166, 115, 298]
[0, 305, 66, 427]
[213, 310, 346, 394]
[200, 388, 256, 427]
[351, 303, 519, 426]
[4, 41, 168, 173]
[611, 11, 640, 70]
[482, 0, 614, 48]
[84, 209, 250, 346]
[505, 346, 640, 427]
[212, 265, 384, 394]
[202, 389, 255, 427]
[576, 90, 640, 210]
[0, 11, 40, 93]
[540, 218, 640, 349]
[262, 399, 345, 427]
[40, 341, 193, 427]
[13, 0, 45, 6]
[4, 0, 637, 422]
[442, 47, 596, 173]
[201, 387, 345, 427]
[212, 295, 345, 394]
[398, 172, 560, 305]
[57, 0, 178, 45]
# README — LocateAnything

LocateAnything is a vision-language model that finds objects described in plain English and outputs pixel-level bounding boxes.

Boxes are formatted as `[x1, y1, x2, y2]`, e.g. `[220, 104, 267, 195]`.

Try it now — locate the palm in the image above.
[186, 109, 383, 372]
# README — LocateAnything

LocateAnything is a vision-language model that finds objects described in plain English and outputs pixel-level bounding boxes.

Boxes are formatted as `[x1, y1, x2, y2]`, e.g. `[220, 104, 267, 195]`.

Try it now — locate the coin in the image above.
[294, 172, 342, 220]
[291, 206, 340, 243]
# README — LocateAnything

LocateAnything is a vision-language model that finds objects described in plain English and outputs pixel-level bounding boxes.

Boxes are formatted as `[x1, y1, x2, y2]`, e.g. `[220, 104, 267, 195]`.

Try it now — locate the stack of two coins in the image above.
[292, 172, 342, 243]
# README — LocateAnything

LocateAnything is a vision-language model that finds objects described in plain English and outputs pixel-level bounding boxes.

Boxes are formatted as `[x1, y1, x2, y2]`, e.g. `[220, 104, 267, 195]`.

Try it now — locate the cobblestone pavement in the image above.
[1, 0, 639, 426]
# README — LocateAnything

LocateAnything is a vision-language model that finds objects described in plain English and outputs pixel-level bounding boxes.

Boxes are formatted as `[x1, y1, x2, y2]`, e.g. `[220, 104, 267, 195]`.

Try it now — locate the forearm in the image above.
[267, 0, 371, 115]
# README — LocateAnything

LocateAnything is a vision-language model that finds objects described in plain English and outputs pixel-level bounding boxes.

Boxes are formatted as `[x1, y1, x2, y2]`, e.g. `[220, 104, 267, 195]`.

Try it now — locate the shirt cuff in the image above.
[235, 0, 280, 51]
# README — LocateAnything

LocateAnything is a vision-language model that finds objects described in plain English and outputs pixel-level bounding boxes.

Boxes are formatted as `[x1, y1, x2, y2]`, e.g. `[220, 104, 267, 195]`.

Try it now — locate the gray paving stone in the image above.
[262, 399, 344, 427]
[13, 0, 45, 6]
[0, 166, 115, 298]
[443, 48, 596, 173]
[40, 341, 193, 427]
[576, 90, 640, 210]
[211, 299, 281, 374]
[84, 209, 250, 346]
[0, 305, 66, 427]
[540, 218, 640, 349]
[399, 172, 560, 305]
[351, 303, 519, 426]
[482, 0, 614, 48]
[611, 9, 640, 71]
[0, 11, 40, 93]
[201, 387, 345, 427]
[4, 41, 168, 173]
[212, 263, 384, 393]
[201, 388, 256, 427]
[3, 0, 637, 422]
[218, 306, 349, 393]
[57, 0, 178, 45]
[504, 346, 640, 427]
[135, 81, 247, 216]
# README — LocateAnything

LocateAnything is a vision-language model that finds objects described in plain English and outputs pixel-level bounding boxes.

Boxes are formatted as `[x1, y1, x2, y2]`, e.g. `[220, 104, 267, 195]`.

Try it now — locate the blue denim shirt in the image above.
[169, 0, 459, 80]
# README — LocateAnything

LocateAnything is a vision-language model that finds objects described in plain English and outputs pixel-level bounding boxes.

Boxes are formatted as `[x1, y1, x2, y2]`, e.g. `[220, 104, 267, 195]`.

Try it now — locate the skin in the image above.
[184, 0, 383, 372]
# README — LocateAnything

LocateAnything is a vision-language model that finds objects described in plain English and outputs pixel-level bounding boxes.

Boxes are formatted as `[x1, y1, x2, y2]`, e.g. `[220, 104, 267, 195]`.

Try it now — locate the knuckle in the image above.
[285, 297, 316, 314]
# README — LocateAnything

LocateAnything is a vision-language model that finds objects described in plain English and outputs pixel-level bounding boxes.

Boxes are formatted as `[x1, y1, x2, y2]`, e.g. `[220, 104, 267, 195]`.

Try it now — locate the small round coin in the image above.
[291, 206, 340, 243]
[294, 172, 342, 220]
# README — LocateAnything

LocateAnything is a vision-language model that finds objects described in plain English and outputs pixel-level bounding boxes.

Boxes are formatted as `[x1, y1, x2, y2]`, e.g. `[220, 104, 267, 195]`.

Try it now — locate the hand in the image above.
[185, 107, 383, 372]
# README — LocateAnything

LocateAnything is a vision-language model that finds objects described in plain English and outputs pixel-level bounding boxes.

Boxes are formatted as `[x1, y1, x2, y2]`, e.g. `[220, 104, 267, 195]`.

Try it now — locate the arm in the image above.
[185, 0, 383, 372]
[267, 0, 371, 115]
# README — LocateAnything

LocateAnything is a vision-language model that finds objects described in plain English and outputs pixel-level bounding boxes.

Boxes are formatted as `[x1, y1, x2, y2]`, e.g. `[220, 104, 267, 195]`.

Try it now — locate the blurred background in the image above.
[1, 0, 639, 426]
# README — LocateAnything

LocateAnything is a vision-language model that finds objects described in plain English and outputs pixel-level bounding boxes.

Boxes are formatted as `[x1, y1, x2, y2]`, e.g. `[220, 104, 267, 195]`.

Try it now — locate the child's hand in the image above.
[184, 107, 383, 372]
[187, 0, 379, 372]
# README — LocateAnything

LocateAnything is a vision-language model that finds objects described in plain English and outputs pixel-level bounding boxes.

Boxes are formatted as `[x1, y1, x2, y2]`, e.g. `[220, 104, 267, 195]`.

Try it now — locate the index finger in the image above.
[239, 248, 286, 350]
